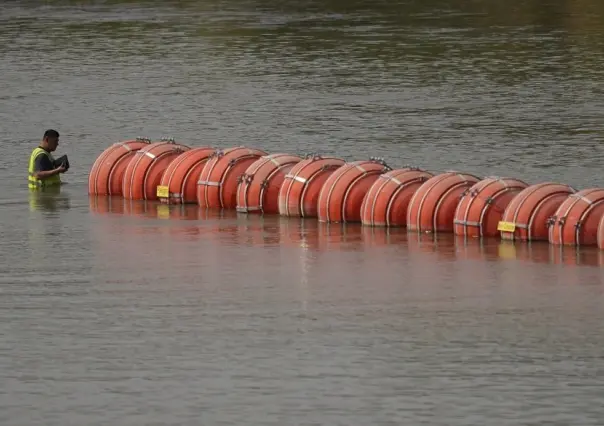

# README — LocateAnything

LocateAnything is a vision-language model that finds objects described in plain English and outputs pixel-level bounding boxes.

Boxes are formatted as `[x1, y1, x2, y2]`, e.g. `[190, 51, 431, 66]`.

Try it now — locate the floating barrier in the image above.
[317, 158, 391, 223]
[360, 167, 434, 227]
[498, 182, 576, 241]
[236, 153, 302, 214]
[197, 146, 267, 210]
[278, 153, 345, 218]
[88, 137, 152, 196]
[453, 176, 528, 238]
[548, 188, 604, 246]
[88, 136, 604, 255]
[156, 147, 215, 204]
[122, 139, 190, 201]
[407, 171, 480, 233]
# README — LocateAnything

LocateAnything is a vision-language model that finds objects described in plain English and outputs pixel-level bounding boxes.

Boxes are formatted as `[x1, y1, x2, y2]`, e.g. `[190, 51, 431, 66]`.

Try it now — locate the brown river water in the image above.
[1, 0, 604, 424]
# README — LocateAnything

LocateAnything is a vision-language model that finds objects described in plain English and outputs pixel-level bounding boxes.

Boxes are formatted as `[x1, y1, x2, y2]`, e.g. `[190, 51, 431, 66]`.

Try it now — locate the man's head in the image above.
[41, 129, 60, 152]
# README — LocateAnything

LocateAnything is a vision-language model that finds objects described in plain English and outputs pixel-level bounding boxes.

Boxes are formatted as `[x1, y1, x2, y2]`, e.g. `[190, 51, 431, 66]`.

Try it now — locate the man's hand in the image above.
[57, 165, 67, 174]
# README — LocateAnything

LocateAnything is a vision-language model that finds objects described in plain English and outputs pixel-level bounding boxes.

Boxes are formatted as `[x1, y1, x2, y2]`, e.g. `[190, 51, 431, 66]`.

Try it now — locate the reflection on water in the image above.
[89, 196, 604, 268]
[28, 188, 71, 213]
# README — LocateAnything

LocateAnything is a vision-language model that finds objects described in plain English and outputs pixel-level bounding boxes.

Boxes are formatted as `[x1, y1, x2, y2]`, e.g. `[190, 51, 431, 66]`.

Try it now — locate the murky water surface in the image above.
[1, 0, 604, 424]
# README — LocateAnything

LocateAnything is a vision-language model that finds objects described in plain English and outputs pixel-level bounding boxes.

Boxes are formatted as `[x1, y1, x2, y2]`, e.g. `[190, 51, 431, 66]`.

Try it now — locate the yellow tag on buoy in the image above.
[156, 185, 169, 198]
[497, 221, 516, 232]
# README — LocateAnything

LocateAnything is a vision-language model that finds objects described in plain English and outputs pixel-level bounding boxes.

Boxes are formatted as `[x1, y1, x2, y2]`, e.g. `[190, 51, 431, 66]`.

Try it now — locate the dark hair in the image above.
[43, 129, 60, 139]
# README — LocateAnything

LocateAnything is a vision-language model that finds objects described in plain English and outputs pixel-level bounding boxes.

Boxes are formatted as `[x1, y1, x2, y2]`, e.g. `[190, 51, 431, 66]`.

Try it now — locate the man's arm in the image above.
[33, 154, 64, 179]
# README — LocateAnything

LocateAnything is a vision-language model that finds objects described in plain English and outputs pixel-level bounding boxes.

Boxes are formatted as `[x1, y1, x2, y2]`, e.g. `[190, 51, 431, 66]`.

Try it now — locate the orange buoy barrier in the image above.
[122, 139, 190, 201]
[548, 188, 604, 246]
[498, 182, 576, 241]
[360, 167, 434, 227]
[88, 137, 152, 196]
[197, 146, 267, 209]
[453, 176, 529, 238]
[236, 153, 302, 214]
[278, 153, 345, 218]
[156, 147, 215, 204]
[317, 158, 391, 223]
[407, 171, 480, 233]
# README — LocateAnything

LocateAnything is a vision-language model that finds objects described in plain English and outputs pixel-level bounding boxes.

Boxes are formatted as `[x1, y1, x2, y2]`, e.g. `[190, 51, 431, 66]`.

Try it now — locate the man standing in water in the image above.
[28, 129, 69, 190]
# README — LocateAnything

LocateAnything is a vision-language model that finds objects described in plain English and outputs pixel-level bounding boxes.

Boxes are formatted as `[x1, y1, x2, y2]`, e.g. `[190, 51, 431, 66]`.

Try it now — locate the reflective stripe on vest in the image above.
[28, 147, 61, 189]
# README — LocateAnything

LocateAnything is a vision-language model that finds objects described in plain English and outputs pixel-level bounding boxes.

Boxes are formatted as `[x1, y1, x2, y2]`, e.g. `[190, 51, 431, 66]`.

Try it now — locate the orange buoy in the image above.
[156, 147, 215, 204]
[236, 153, 302, 214]
[317, 158, 391, 223]
[360, 167, 434, 227]
[453, 176, 529, 238]
[278, 153, 345, 218]
[407, 171, 480, 233]
[598, 214, 604, 250]
[122, 139, 190, 201]
[88, 137, 152, 196]
[498, 182, 576, 241]
[197, 146, 267, 209]
[548, 188, 604, 246]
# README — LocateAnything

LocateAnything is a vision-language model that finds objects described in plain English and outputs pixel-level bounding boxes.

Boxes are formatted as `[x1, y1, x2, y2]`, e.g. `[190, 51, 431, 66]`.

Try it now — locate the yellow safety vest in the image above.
[28, 147, 61, 190]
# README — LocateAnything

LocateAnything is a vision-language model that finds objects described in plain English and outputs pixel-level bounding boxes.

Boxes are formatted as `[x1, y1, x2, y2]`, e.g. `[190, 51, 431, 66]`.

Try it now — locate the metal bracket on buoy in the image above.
[546, 216, 556, 227]
[304, 152, 322, 161]
[160, 136, 175, 143]
[135, 136, 151, 143]
[212, 149, 225, 159]
[575, 221, 582, 229]
[260, 179, 270, 188]
[369, 156, 391, 172]
[558, 216, 567, 225]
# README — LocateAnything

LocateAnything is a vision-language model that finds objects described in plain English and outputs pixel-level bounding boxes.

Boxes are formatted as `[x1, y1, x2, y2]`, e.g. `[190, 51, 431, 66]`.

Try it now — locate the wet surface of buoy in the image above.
[453, 176, 528, 238]
[548, 188, 604, 246]
[157, 147, 215, 204]
[88, 138, 152, 196]
[122, 140, 190, 201]
[498, 182, 576, 241]
[317, 158, 391, 223]
[278, 154, 345, 218]
[197, 146, 267, 209]
[407, 171, 480, 233]
[360, 167, 434, 227]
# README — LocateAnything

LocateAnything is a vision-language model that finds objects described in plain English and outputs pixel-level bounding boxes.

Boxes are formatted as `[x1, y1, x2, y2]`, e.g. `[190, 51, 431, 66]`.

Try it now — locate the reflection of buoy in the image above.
[407, 171, 480, 233]
[88, 138, 152, 196]
[548, 188, 604, 246]
[360, 168, 433, 227]
[155, 203, 202, 221]
[498, 182, 576, 241]
[157, 147, 215, 204]
[122, 140, 190, 201]
[197, 146, 267, 209]
[278, 154, 345, 218]
[236, 153, 302, 214]
[317, 158, 391, 223]
[89, 194, 125, 215]
[453, 176, 528, 238]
